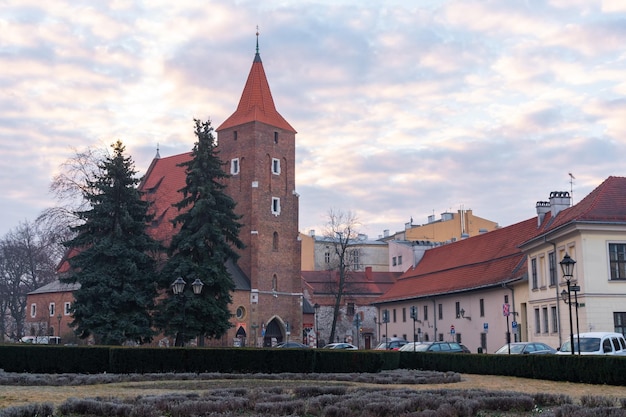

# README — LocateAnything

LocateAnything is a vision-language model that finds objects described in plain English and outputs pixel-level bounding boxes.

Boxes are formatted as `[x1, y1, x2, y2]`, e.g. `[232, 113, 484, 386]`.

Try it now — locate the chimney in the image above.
[309, 229, 315, 237]
[383, 229, 389, 238]
[549, 191, 571, 218]
[365, 266, 373, 280]
[536, 201, 550, 226]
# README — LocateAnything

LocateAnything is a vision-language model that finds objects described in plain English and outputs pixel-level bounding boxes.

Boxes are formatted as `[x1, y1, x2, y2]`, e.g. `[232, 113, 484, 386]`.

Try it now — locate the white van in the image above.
[557, 332, 626, 355]
[19, 336, 61, 345]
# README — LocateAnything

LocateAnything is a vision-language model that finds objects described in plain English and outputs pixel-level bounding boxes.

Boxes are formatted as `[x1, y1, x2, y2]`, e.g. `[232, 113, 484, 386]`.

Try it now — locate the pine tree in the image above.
[61, 141, 160, 345]
[156, 119, 244, 346]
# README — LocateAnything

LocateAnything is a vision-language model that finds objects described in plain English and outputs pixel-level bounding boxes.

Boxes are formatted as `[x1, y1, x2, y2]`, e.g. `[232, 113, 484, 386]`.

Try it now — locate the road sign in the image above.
[450, 325, 455, 334]
[483, 323, 488, 331]
[511, 321, 518, 329]
[503, 303, 510, 317]
[570, 285, 581, 292]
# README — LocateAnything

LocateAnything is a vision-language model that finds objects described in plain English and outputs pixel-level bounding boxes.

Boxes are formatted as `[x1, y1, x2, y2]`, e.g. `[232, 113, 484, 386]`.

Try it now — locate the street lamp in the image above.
[561, 287, 581, 355]
[171, 277, 204, 347]
[559, 253, 576, 355]
[313, 303, 320, 348]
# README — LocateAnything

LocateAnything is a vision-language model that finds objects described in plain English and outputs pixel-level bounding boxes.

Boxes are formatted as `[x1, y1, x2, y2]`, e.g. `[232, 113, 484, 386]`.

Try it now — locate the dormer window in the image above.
[272, 158, 280, 175]
[231, 158, 239, 175]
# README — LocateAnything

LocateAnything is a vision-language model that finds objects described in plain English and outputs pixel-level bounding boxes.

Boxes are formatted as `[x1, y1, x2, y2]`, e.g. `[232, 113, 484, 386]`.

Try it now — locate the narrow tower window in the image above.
[274, 132, 278, 144]
[233, 131, 238, 140]
[273, 231, 279, 250]
[231, 158, 240, 175]
[272, 158, 280, 175]
[271, 197, 281, 215]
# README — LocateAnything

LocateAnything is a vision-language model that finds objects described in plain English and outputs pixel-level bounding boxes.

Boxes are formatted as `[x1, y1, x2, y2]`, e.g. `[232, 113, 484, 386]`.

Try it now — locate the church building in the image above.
[141, 36, 303, 347]
[26, 36, 304, 347]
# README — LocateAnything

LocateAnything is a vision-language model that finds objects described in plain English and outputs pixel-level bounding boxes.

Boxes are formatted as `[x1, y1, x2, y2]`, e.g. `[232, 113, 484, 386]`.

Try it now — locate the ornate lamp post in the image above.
[171, 277, 204, 347]
[561, 286, 581, 355]
[559, 254, 576, 355]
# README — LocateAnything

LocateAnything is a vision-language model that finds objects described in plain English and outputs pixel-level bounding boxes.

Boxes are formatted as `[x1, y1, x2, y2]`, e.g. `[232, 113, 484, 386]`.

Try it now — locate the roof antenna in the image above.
[155, 143, 161, 159]
[568, 172, 575, 206]
[256, 25, 259, 54]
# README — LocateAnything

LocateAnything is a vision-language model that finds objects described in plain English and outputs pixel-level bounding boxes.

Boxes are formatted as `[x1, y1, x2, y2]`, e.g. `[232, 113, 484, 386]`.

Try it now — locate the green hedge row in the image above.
[1, 345, 624, 386]
[399, 351, 626, 385]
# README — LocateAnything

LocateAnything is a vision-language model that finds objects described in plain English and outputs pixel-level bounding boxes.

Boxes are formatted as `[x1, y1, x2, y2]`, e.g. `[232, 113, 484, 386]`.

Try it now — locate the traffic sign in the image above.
[483, 323, 488, 330]
[503, 303, 510, 317]
[570, 285, 581, 292]
[511, 321, 518, 329]
[450, 325, 455, 334]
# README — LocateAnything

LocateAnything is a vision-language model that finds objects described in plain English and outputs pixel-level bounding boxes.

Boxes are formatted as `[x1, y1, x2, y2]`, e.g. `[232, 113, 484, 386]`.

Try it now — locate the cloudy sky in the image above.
[2, 0, 626, 239]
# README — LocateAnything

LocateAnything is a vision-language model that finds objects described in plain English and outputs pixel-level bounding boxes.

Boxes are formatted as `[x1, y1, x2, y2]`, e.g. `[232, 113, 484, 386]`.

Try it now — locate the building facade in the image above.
[519, 178, 626, 350]
[374, 177, 626, 353]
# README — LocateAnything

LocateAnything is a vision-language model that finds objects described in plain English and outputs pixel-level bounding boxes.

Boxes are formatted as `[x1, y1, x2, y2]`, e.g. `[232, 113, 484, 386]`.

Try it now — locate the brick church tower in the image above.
[216, 35, 302, 347]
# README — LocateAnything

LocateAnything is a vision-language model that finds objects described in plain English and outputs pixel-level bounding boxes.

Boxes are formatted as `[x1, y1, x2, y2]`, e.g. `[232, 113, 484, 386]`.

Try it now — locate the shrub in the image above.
[580, 395, 615, 408]
[0, 402, 54, 417]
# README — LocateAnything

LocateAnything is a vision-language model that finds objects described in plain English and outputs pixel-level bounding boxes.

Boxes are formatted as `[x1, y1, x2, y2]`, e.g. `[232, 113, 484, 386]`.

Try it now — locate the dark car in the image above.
[275, 341, 309, 348]
[399, 341, 465, 352]
[494, 342, 556, 354]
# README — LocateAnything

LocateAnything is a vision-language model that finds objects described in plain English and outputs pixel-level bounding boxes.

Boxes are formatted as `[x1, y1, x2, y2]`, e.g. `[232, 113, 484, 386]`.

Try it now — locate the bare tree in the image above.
[323, 209, 362, 344]
[0, 221, 58, 340]
[37, 146, 108, 234]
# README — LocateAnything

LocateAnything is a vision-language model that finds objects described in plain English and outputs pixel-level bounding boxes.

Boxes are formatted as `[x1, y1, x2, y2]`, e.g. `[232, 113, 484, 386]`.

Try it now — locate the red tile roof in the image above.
[377, 176, 626, 304]
[140, 152, 192, 245]
[376, 218, 539, 303]
[302, 269, 401, 300]
[536, 176, 626, 233]
[217, 52, 296, 133]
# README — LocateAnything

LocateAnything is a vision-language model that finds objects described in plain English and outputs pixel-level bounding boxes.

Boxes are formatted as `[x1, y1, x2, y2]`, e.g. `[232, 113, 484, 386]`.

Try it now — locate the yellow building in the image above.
[405, 209, 499, 243]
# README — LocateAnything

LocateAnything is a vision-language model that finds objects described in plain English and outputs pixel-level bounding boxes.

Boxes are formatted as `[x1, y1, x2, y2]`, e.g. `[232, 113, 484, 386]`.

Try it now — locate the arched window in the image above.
[272, 274, 278, 292]
[273, 231, 279, 250]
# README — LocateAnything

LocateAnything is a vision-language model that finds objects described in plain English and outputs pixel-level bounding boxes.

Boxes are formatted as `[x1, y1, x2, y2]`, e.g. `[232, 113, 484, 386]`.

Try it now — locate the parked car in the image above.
[399, 341, 465, 352]
[19, 336, 61, 345]
[374, 337, 408, 350]
[460, 344, 471, 353]
[274, 341, 309, 348]
[494, 342, 556, 355]
[323, 343, 358, 350]
[556, 332, 626, 355]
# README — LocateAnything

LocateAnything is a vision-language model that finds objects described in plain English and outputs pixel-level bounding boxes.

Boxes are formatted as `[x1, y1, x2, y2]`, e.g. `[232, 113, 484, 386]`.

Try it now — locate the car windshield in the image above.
[412, 343, 432, 352]
[495, 344, 525, 354]
[560, 337, 601, 353]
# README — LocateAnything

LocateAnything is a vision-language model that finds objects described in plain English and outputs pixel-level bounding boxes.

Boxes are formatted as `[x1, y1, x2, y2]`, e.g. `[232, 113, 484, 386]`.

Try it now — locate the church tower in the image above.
[216, 34, 302, 347]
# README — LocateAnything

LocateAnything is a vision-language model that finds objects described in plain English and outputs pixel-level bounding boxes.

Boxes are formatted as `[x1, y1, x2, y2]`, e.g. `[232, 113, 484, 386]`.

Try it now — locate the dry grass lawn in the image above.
[0, 373, 623, 410]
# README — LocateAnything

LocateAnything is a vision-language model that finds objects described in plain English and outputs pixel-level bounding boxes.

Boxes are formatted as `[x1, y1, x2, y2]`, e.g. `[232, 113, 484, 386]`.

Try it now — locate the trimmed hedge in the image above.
[399, 351, 626, 385]
[0, 344, 625, 386]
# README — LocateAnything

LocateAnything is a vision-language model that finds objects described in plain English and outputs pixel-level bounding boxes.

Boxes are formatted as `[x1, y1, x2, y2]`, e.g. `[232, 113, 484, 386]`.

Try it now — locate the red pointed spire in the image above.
[217, 33, 296, 133]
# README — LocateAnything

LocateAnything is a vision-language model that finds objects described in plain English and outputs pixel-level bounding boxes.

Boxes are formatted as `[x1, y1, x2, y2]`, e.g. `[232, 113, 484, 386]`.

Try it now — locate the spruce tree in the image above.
[61, 141, 159, 345]
[156, 119, 244, 346]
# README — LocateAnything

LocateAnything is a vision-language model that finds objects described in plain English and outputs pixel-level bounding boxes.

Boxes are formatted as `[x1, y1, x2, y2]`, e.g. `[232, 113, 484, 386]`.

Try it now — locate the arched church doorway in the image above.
[263, 318, 284, 347]
[235, 326, 247, 347]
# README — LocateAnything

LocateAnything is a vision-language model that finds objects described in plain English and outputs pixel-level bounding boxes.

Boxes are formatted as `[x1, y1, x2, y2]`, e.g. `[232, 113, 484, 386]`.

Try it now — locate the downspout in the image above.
[546, 238, 562, 347]
[432, 298, 437, 341]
